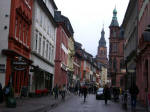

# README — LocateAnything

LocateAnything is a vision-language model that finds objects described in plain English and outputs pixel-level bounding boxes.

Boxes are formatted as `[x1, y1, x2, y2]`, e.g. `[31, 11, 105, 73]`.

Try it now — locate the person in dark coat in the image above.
[129, 83, 139, 110]
[53, 84, 59, 99]
[0, 82, 3, 103]
[82, 85, 88, 102]
[103, 84, 110, 104]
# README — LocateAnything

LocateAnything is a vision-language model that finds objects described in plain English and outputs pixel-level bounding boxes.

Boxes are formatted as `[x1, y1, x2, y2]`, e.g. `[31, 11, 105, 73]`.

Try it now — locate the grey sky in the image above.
[54, 0, 129, 57]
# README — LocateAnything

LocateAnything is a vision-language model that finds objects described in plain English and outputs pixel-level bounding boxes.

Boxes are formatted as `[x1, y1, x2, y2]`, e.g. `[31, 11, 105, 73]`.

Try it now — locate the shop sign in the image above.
[13, 61, 27, 65]
[0, 64, 5, 73]
[13, 56, 27, 71]
[14, 66, 26, 71]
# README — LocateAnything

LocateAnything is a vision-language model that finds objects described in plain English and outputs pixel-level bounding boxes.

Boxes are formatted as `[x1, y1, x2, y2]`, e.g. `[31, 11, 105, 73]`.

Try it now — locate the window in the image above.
[51, 47, 54, 62]
[113, 58, 117, 72]
[109, 58, 112, 68]
[43, 17, 46, 31]
[42, 37, 45, 57]
[49, 44, 51, 61]
[40, 11, 43, 27]
[39, 34, 42, 54]
[19, 21, 22, 42]
[15, 18, 18, 40]
[112, 43, 118, 52]
[120, 59, 124, 69]
[35, 30, 38, 51]
[23, 24, 26, 44]
[26, 27, 29, 46]
[113, 32, 116, 37]
[47, 24, 50, 35]
[46, 41, 49, 58]
[35, 9, 39, 23]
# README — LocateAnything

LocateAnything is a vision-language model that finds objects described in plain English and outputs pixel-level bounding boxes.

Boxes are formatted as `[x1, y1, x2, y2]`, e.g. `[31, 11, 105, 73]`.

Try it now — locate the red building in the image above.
[2, 0, 33, 95]
[136, 0, 150, 105]
[109, 8, 125, 88]
[54, 11, 74, 87]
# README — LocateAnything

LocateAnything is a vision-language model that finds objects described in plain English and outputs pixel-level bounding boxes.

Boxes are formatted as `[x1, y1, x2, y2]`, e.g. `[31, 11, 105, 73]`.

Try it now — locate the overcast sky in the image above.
[54, 0, 129, 57]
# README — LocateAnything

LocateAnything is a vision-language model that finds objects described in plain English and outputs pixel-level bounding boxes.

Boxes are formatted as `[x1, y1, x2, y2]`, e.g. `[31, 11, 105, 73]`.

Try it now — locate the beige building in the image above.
[67, 36, 75, 86]
[100, 65, 108, 87]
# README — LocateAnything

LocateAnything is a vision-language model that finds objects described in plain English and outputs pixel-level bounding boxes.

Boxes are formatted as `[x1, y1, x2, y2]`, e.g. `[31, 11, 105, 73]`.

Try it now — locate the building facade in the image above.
[109, 8, 125, 88]
[122, 0, 138, 89]
[1, 0, 33, 96]
[73, 42, 82, 87]
[30, 0, 57, 93]
[54, 11, 74, 87]
[136, 0, 150, 105]
[67, 33, 75, 87]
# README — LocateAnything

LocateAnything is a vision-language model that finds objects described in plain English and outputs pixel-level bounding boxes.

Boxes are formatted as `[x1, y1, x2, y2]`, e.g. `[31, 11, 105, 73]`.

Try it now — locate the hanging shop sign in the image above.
[12, 56, 27, 71]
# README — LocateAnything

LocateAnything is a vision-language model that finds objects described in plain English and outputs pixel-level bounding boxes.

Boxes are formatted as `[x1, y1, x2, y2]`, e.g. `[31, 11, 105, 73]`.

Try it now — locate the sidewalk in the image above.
[0, 93, 73, 112]
[119, 95, 149, 112]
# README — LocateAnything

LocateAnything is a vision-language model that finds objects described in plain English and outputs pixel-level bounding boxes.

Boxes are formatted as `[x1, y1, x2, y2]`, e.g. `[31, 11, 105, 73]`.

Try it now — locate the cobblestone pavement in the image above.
[48, 94, 148, 112]
[0, 93, 73, 112]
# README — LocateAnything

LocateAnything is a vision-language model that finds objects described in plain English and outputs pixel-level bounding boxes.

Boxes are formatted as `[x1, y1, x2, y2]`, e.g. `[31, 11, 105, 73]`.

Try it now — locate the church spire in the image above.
[110, 7, 119, 27]
[99, 27, 106, 47]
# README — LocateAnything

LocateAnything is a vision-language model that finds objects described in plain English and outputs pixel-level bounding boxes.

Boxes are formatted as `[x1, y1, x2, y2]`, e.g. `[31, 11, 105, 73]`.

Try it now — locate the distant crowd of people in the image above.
[102, 83, 139, 112]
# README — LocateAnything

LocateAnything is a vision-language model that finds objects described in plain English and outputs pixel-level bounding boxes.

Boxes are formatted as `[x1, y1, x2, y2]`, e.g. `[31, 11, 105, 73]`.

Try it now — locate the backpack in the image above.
[5, 87, 10, 95]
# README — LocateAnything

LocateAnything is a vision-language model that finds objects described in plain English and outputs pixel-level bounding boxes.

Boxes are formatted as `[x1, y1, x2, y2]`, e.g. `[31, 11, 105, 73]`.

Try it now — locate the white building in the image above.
[0, 0, 11, 87]
[30, 0, 57, 93]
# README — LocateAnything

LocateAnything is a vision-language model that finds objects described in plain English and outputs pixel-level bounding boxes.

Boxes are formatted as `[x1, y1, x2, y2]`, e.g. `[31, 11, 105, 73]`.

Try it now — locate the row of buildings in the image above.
[109, 0, 150, 106]
[0, 0, 109, 97]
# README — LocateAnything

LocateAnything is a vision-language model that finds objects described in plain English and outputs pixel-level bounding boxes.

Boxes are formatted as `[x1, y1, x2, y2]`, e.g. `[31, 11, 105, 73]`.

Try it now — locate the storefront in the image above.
[2, 50, 32, 96]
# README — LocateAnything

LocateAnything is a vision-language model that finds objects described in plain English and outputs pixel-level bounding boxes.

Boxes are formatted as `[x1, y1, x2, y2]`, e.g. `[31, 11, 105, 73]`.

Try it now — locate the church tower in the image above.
[96, 27, 108, 65]
[109, 7, 125, 87]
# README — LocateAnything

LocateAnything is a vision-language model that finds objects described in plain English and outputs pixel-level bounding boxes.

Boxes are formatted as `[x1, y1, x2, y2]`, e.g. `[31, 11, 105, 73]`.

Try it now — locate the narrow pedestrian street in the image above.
[49, 94, 127, 112]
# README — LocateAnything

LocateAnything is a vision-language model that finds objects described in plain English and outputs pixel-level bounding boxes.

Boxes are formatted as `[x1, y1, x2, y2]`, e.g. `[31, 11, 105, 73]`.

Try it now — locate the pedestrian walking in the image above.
[0, 82, 3, 103]
[61, 85, 66, 100]
[129, 83, 139, 111]
[53, 84, 59, 99]
[82, 85, 88, 102]
[113, 87, 120, 102]
[103, 84, 110, 104]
